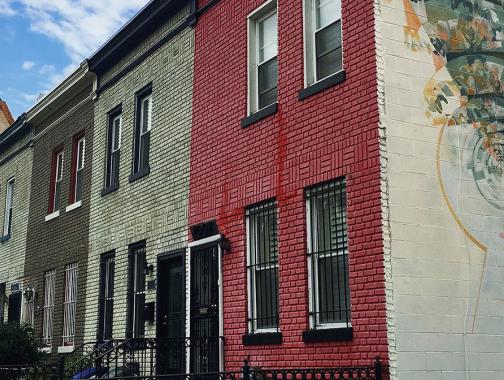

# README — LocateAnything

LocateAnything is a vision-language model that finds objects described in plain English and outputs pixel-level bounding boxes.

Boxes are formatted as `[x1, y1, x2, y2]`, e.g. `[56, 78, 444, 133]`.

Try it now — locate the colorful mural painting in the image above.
[403, 0, 503, 331]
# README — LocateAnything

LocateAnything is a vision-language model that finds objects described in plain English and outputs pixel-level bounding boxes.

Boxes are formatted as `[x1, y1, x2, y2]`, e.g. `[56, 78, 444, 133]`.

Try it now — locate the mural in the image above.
[401, 0, 504, 328]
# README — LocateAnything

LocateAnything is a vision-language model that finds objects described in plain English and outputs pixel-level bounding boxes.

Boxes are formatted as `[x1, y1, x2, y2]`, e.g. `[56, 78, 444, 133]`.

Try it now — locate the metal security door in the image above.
[190, 244, 220, 373]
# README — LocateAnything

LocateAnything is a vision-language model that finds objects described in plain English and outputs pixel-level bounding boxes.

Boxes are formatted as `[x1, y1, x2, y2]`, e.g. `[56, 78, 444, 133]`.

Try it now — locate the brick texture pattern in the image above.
[190, 0, 388, 370]
[83, 5, 194, 343]
[24, 84, 94, 352]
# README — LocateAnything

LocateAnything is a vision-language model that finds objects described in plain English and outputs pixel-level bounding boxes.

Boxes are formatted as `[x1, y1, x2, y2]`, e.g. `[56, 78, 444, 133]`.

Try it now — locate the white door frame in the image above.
[186, 234, 224, 373]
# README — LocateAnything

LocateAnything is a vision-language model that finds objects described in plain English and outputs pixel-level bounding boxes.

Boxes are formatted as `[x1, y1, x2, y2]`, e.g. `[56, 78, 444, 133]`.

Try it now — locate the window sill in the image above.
[241, 103, 278, 128]
[302, 327, 353, 343]
[45, 210, 60, 222]
[57, 345, 75, 354]
[242, 332, 282, 346]
[101, 183, 119, 197]
[65, 201, 82, 213]
[298, 70, 346, 101]
[0, 234, 10, 243]
[129, 165, 150, 183]
[39, 347, 52, 354]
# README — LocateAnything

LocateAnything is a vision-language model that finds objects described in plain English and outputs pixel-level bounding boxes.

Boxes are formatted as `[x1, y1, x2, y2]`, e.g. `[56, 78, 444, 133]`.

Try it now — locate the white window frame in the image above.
[247, 0, 278, 115]
[3, 178, 14, 237]
[306, 183, 351, 330]
[111, 115, 122, 154]
[74, 137, 85, 203]
[303, 0, 344, 87]
[42, 270, 56, 347]
[246, 201, 279, 334]
[140, 94, 152, 135]
[62, 263, 78, 347]
[53, 151, 64, 212]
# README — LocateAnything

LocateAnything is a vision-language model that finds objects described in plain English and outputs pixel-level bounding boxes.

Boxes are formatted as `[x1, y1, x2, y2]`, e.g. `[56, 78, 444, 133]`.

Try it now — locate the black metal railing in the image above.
[65, 336, 224, 379]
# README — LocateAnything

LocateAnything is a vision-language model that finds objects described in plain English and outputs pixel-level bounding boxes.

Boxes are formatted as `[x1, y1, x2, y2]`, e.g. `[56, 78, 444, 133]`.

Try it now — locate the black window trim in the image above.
[97, 250, 115, 343]
[102, 104, 122, 196]
[130, 83, 153, 183]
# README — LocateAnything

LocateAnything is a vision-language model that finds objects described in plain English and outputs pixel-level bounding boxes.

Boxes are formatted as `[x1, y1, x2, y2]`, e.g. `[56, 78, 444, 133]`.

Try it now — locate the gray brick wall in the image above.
[0, 130, 33, 322]
[25, 83, 94, 353]
[84, 5, 194, 342]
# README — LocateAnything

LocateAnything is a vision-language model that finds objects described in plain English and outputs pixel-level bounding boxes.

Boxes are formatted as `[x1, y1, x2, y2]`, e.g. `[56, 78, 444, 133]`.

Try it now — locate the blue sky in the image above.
[0, 0, 150, 118]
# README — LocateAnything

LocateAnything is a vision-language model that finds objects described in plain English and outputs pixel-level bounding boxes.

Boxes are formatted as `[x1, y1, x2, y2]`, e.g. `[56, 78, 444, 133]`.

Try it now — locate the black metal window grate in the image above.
[246, 200, 279, 333]
[127, 243, 146, 338]
[98, 252, 115, 342]
[306, 178, 351, 329]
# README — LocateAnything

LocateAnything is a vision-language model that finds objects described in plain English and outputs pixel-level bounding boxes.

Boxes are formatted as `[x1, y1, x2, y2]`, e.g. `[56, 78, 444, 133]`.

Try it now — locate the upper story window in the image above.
[304, 0, 343, 85]
[246, 200, 279, 333]
[70, 134, 85, 205]
[248, 1, 278, 114]
[104, 109, 122, 192]
[306, 178, 351, 330]
[3, 178, 14, 237]
[132, 86, 152, 178]
[49, 149, 64, 214]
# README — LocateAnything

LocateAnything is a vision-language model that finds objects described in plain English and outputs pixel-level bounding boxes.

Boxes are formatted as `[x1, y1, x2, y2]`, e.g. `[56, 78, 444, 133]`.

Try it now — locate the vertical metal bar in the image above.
[340, 181, 350, 326]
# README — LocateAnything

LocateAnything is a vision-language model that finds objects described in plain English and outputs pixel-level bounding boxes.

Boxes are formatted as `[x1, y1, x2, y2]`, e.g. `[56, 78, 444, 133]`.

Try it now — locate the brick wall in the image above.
[24, 84, 94, 352]
[0, 130, 32, 322]
[83, 5, 194, 342]
[191, 0, 387, 370]
[379, 0, 504, 378]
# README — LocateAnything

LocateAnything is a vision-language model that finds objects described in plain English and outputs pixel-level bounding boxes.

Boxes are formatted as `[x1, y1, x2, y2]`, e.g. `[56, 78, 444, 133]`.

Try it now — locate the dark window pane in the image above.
[139, 132, 150, 171]
[316, 21, 342, 81]
[75, 170, 83, 203]
[54, 182, 61, 211]
[255, 267, 278, 329]
[318, 254, 350, 323]
[258, 58, 278, 109]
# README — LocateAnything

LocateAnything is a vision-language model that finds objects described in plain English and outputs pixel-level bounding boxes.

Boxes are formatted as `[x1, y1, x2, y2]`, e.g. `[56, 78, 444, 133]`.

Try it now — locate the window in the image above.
[248, 1, 278, 114]
[21, 289, 34, 326]
[306, 179, 351, 329]
[98, 253, 115, 342]
[0, 283, 5, 324]
[105, 110, 122, 190]
[246, 200, 279, 333]
[127, 243, 146, 338]
[49, 150, 64, 214]
[70, 135, 85, 204]
[304, 0, 343, 85]
[42, 270, 56, 347]
[133, 87, 152, 176]
[62, 263, 78, 346]
[3, 178, 14, 237]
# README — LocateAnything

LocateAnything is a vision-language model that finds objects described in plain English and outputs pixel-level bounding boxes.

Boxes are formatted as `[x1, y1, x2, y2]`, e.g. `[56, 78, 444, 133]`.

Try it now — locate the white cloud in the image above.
[22, 60, 36, 70]
[38, 64, 54, 75]
[0, 0, 16, 16]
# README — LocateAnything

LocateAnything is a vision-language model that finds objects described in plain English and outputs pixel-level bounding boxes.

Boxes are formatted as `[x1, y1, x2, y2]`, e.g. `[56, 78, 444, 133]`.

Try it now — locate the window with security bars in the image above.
[246, 200, 279, 333]
[3, 178, 14, 237]
[248, 1, 278, 114]
[133, 86, 152, 175]
[42, 270, 56, 347]
[127, 243, 146, 338]
[304, 0, 343, 85]
[63, 263, 78, 346]
[306, 179, 351, 328]
[98, 253, 115, 342]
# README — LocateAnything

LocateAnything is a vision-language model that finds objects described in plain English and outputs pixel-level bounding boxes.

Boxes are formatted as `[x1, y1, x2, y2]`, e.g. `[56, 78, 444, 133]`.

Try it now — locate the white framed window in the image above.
[42, 270, 56, 347]
[52, 150, 64, 213]
[246, 200, 279, 333]
[74, 136, 85, 203]
[3, 178, 14, 237]
[247, 1, 278, 114]
[134, 90, 152, 173]
[306, 179, 351, 329]
[62, 263, 78, 346]
[106, 113, 122, 188]
[303, 0, 343, 85]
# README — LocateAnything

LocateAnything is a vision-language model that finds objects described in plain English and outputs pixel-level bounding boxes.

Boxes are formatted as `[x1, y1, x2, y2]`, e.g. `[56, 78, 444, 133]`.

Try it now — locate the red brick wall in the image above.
[190, 0, 387, 370]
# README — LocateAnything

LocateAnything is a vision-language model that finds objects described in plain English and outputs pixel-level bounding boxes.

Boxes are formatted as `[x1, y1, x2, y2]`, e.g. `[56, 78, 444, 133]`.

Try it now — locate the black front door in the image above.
[157, 255, 185, 375]
[190, 244, 220, 373]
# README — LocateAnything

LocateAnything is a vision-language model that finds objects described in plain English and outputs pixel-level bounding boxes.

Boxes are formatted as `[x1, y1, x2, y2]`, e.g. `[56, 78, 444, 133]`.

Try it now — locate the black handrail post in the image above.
[243, 356, 251, 380]
[374, 357, 382, 380]
[58, 355, 65, 380]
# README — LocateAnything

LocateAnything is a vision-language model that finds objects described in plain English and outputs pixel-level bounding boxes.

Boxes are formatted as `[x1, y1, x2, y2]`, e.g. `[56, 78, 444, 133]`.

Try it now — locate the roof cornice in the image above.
[26, 60, 94, 124]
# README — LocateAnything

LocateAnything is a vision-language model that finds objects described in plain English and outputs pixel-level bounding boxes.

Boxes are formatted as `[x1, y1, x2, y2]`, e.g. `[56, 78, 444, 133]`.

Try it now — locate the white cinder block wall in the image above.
[378, 0, 504, 378]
